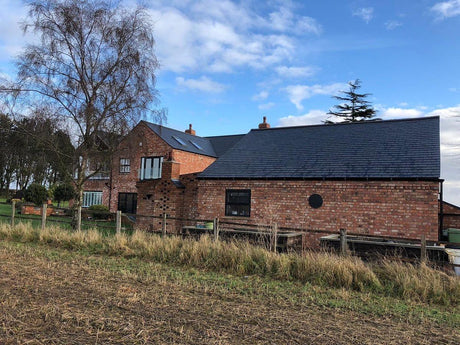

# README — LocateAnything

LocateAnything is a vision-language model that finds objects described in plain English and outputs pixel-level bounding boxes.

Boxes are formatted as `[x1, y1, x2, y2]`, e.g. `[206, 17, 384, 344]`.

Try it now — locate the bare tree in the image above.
[2, 0, 162, 225]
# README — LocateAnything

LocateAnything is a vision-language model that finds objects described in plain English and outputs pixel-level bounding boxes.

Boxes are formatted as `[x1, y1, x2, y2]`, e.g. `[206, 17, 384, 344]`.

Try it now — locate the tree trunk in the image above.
[71, 158, 86, 230]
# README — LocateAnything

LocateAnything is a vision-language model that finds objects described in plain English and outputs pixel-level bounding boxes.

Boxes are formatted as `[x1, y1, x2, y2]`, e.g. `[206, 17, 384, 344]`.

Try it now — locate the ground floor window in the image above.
[82, 191, 103, 207]
[225, 189, 251, 217]
[118, 193, 138, 214]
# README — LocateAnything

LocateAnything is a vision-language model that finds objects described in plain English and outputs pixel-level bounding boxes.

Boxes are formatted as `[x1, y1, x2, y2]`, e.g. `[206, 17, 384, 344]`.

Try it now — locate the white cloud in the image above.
[252, 91, 269, 101]
[381, 107, 423, 119]
[275, 66, 317, 78]
[176, 76, 226, 93]
[353, 7, 374, 23]
[269, 8, 322, 35]
[284, 83, 346, 110]
[0, 1, 34, 65]
[258, 102, 275, 110]
[384, 20, 402, 30]
[431, 0, 460, 19]
[278, 109, 328, 126]
[147, 1, 320, 73]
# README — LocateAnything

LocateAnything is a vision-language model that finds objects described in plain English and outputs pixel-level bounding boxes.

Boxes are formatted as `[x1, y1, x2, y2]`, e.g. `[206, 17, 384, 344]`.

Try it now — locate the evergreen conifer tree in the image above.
[325, 79, 377, 123]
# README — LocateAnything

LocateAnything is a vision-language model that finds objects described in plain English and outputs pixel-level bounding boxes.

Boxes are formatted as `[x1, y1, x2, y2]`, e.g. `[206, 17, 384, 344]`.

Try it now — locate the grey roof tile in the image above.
[199, 117, 440, 179]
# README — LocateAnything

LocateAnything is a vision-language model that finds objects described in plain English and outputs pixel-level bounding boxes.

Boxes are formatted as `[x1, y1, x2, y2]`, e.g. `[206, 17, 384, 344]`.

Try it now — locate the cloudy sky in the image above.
[0, 0, 459, 204]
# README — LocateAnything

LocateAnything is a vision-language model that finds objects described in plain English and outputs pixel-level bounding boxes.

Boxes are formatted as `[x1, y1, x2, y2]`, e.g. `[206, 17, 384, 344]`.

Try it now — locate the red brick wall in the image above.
[172, 149, 216, 175]
[442, 201, 460, 229]
[82, 179, 110, 207]
[135, 173, 199, 233]
[196, 179, 440, 246]
[110, 122, 172, 212]
[108, 123, 216, 212]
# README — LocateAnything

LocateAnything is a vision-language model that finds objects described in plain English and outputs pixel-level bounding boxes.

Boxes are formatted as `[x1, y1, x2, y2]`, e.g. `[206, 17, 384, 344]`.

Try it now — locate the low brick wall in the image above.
[21, 204, 53, 216]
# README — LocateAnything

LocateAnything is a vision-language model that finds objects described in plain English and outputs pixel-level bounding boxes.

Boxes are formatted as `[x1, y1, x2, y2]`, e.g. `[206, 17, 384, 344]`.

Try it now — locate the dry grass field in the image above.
[1, 240, 459, 345]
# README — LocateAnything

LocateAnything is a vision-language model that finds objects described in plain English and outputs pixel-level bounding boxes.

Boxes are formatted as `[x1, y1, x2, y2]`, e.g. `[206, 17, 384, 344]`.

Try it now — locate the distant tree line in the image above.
[0, 112, 74, 197]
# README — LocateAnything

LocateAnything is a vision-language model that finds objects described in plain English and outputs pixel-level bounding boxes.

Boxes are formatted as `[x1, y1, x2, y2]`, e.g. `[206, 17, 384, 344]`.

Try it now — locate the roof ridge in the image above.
[204, 134, 246, 139]
[251, 116, 439, 132]
[141, 120, 208, 140]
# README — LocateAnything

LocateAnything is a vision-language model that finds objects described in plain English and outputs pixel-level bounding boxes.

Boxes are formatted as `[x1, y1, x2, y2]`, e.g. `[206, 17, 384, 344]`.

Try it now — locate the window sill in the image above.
[223, 215, 251, 219]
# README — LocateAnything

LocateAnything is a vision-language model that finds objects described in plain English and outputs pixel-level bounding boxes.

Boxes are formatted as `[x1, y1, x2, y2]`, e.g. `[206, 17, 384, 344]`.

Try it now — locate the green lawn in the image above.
[0, 201, 131, 235]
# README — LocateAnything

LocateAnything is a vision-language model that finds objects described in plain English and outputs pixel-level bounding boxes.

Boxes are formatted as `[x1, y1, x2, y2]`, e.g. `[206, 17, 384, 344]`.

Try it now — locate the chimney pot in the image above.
[185, 123, 196, 135]
[258, 116, 270, 129]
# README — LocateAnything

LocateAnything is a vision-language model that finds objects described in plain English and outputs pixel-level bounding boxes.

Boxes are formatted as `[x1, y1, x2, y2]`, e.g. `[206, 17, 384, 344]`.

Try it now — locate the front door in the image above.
[118, 193, 137, 214]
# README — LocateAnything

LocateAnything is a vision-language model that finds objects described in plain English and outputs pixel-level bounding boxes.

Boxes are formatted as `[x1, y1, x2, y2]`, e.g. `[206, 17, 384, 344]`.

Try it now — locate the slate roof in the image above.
[143, 121, 245, 158]
[199, 117, 440, 179]
[143, 121, 217, 157]
[205, 134, 245, 157]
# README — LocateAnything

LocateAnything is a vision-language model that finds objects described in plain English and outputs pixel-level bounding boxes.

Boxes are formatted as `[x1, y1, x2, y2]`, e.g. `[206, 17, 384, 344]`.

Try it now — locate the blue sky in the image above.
[0, 0, 459, 204]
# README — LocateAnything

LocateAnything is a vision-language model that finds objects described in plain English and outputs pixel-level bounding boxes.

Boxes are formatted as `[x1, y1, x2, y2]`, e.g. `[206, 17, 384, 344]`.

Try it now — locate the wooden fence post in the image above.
[76, 206, 82, 232]
[213, 217, 219, 241]
[11, 200, 15, 228]
[41, 203, 47, 231]
[271, 222, 278, 252]
[162, 213, 167, 236]
[340, 228, 348, 256]
[116, 211, 122, 234]
[420, 234, 427, 264]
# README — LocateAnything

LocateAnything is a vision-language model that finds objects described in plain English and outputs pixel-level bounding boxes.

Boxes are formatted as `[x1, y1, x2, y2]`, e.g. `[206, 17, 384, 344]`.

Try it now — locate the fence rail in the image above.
[1, 202, 460, 268]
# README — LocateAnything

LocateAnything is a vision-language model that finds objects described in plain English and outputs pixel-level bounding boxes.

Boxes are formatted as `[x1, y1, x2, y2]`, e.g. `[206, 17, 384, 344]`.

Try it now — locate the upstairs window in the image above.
[225, 189, 251, 217]
[119, 158, 130, 173]
[139, 156, 163, 180]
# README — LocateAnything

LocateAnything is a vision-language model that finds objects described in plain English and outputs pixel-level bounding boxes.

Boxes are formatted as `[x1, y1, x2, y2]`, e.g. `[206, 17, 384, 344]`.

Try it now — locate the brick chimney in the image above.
[258, 116, 270, 129]
[185, 124, 196, 135]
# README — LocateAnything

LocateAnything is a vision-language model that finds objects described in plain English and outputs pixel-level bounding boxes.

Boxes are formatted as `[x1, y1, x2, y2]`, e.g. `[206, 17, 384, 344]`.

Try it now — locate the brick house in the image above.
[82, 116, 443, 246]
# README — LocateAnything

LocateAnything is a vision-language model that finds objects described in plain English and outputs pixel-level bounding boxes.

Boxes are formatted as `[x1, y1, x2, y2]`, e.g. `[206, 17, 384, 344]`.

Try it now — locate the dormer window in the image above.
[139, 156, 163, 180]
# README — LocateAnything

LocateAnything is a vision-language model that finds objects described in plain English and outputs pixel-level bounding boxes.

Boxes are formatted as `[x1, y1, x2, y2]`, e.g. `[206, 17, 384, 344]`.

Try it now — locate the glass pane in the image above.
[153, 158, 159, 178]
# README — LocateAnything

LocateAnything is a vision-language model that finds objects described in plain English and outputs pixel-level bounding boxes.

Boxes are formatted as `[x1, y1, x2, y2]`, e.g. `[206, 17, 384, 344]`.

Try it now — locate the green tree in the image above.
[24, 183, 48, 206]
[53, 182, 75, 207]
[325, 79, 377, 124]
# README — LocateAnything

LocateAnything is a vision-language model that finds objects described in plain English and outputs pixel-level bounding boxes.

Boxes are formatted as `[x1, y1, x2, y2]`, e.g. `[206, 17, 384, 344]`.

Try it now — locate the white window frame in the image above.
[119, 158, 131, 173]
[139, 156, 163, 180]
[82, 191, 103, 207]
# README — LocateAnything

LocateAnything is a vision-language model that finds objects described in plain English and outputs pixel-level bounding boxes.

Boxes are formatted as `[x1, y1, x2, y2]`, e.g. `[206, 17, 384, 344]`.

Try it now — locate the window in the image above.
[120, 158, 130, 173]
[308, 194, 323, 209]
[225, 189, 251, 217]
[118, 193, 137, 214]
[172, 136, 187, 146]
[82, 191, 103, 207]
[190, 140, 203, 150]
[139, 156, 163, 180]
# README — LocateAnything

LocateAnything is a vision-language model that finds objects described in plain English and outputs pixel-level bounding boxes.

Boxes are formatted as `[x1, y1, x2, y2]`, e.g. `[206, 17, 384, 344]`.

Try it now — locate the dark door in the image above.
[118, 193, 137, 214]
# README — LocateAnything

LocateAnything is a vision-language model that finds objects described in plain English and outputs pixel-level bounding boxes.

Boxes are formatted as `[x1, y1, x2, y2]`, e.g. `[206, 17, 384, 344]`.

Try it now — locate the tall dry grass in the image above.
[0, 222, 458, 305]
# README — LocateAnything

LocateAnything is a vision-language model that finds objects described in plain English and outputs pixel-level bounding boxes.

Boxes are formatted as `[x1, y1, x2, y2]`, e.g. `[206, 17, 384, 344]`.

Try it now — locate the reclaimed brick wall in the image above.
[172, 150, 216, 175]
[442, 201, 460, 229]
[135, 173, 200, 233]
[110, 122, 171, 212]
[196, 179, 440, 247]
[108, 122, 215, 213]
[82, 179, 111, 207]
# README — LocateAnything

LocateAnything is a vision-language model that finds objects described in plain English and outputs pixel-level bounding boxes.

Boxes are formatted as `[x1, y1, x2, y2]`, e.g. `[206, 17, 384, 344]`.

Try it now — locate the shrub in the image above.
[23, 184, 48, 206]
[88, 204, 110, 220]
[53, 183, 75, 206]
